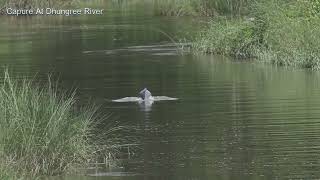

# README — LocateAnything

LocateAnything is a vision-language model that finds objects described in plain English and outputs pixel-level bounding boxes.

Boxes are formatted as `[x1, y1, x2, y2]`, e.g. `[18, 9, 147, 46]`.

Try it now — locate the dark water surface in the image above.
[2, 2, 320, 180]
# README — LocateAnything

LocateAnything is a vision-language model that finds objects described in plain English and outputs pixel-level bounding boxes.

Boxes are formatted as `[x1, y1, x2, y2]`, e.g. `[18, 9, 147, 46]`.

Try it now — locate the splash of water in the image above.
[112, 96, 178, 102]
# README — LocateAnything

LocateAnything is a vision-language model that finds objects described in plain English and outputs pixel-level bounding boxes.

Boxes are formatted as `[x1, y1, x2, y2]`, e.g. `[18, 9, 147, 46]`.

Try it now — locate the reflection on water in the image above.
[83, 43, 189, 56]
[2, 1, 320, 180]
[138, 100, 153, 112]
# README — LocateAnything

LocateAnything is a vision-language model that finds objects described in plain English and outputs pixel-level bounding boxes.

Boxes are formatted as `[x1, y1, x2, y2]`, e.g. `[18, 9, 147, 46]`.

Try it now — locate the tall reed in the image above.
[0, 70, 97, 177]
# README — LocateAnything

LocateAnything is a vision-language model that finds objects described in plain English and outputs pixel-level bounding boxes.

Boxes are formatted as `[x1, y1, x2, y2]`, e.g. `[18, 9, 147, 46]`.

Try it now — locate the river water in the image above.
[2, 1, 320, 180]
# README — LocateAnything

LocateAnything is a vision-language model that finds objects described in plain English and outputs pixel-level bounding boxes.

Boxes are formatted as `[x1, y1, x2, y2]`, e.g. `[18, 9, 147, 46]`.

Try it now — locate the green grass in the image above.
[152, 0, 250, 16]
[193, 0, 320, 69]
[193, 17, 264, 58]
[0, 70, 116, 178]
[151, 0, 320, 69]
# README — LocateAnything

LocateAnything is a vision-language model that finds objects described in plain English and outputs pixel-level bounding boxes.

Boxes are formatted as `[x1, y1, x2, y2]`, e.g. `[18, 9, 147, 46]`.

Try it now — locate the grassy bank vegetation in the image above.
[151, 0, 320, 69]
[152, 0, 250, 16]
[194, 0, 320, 69]
[0, 70, 120, 178]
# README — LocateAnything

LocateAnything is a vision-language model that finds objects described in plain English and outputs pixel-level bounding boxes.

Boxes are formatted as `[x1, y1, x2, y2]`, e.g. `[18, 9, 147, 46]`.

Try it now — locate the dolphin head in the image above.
[139, 88, 152, 100]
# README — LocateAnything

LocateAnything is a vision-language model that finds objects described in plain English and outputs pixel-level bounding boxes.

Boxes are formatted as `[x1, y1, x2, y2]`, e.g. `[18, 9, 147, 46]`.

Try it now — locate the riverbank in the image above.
[0, 70, 119, 178]
[153, 0, 320, 70]
[195, 1, 320, 69]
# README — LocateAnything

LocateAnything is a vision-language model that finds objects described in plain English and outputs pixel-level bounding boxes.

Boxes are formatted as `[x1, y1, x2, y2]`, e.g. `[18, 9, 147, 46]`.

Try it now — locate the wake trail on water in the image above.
[112, 96, 178, 102]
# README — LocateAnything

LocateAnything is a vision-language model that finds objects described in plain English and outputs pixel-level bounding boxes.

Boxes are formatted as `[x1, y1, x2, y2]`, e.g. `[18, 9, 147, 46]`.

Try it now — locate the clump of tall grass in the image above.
[0, 164, 15, 180]
[254, 0, 320, 69]
[0, 70, 98, 177]
[194, 0, 320, 69]
[193, 17, 265, 57]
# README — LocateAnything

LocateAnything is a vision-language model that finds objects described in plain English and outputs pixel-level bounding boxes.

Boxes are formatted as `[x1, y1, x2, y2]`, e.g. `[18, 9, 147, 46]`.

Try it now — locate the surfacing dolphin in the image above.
[112, 88, 177, 103]
[139, 88, 152, 101]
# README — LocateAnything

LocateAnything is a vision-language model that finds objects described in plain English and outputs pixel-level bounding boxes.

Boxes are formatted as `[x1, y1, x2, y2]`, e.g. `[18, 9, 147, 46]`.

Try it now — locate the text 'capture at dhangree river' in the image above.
[5, 8, 104, 16]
